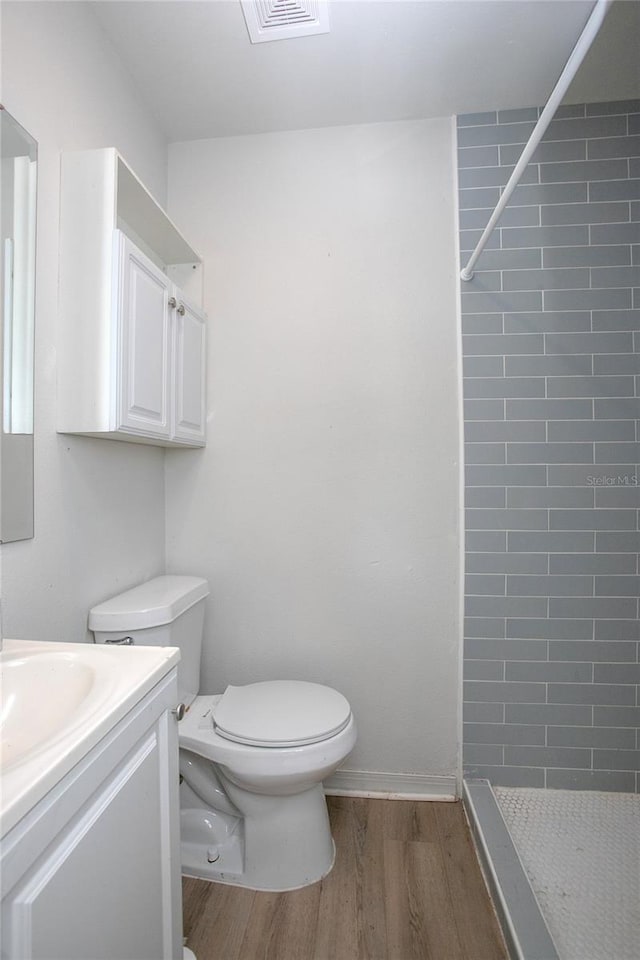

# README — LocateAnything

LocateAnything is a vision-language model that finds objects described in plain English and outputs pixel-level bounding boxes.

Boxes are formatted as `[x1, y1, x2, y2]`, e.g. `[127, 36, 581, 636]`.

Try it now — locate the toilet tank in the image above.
[89, 575, 209, 707]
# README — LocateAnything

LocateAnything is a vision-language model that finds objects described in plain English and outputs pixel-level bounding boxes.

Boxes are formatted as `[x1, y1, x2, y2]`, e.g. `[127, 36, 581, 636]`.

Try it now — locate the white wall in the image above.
[0, 2, 168, 641]
[166, 120, 461, 778]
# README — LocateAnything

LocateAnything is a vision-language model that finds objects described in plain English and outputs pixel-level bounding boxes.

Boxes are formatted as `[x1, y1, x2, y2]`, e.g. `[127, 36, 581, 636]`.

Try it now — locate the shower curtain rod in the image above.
[460, 0, 612, 282]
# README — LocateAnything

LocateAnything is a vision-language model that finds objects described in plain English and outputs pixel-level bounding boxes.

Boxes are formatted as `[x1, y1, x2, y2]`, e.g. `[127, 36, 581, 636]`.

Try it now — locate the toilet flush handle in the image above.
[104, 635, 134, 645]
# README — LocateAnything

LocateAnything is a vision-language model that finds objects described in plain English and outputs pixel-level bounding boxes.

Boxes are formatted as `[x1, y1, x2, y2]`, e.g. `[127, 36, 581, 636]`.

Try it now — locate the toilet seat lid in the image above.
[212, 681, 351, 747]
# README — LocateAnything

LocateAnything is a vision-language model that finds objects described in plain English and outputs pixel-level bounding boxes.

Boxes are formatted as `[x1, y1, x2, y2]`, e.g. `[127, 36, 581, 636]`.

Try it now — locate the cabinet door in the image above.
[3, 726, 179, 959]
[172, 294, 206, 445]
[117, 234, 171, 438]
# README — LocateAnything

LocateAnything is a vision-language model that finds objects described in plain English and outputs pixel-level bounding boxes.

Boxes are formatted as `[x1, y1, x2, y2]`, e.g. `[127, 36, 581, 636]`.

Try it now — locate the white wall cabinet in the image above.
[1, 670, 183, 960]
[58, 148, 206, 447]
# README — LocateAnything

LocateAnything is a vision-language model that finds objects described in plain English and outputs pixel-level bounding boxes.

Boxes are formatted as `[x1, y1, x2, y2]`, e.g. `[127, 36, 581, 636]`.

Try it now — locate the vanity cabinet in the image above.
[0, 670, 183, 960]
[58, 148, 206, 447]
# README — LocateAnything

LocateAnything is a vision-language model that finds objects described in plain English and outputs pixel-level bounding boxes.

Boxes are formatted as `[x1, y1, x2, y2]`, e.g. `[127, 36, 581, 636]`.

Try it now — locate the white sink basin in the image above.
[0, 638, 180, 837]
[1, 651, 102, 770]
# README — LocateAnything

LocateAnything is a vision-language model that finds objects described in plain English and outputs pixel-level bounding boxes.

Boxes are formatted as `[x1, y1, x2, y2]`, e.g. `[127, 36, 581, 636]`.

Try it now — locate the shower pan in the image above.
[464, 780, 640, 960]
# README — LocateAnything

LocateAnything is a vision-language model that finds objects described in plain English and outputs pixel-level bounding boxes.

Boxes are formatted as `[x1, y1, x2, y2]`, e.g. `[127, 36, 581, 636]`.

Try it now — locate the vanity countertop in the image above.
[0, 638, 180, 837]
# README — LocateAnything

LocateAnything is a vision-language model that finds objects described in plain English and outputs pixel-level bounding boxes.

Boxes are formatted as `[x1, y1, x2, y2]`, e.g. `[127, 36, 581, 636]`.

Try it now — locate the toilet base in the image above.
[180, 783, 336, 891]
[182, 835, 336, 892]
[182, 826, 245, 883]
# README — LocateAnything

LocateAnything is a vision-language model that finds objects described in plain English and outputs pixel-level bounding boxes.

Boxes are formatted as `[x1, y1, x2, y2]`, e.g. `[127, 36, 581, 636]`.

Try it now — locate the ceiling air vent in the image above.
[240, 0, 330, 43]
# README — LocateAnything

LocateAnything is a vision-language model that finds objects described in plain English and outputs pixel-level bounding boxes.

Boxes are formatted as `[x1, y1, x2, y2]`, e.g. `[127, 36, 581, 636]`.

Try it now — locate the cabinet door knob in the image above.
[172, 703, 186, 721]
[177, 303, 186, 316]
[168, 296, 177, 309]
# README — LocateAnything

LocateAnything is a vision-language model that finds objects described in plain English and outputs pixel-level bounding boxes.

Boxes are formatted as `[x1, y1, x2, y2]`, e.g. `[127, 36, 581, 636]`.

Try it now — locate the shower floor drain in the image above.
[494, 787, 640, 960]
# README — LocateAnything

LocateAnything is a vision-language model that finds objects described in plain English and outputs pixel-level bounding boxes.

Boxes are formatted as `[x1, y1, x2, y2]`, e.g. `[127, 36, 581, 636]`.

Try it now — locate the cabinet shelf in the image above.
[115, 153, 199, 267]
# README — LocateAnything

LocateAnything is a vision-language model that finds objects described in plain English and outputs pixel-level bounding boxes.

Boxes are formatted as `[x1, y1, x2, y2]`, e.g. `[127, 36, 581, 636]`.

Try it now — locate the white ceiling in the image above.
[93, 0, 640, 143]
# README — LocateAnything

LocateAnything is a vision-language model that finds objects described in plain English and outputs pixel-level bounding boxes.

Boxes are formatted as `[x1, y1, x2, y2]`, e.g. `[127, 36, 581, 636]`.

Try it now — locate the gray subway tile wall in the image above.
[458, 99, 640, 792]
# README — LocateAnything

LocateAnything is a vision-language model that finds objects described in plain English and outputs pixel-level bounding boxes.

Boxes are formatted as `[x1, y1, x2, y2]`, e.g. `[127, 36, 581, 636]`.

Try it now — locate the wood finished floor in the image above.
[182, 797, 508, 960]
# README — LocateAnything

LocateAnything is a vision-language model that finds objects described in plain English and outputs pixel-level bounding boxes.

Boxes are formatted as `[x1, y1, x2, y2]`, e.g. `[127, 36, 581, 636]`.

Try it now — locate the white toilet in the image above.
[89, 575, 357, 891]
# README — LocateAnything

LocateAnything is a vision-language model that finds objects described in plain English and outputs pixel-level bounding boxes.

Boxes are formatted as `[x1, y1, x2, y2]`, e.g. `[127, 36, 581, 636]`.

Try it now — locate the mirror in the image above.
[0, 106, 37, 542]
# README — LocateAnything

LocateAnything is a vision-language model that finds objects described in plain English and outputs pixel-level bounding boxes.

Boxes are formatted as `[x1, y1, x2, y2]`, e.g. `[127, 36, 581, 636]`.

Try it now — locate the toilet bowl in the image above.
[179, 691, 356, 889]
[89, 576, 356, 891]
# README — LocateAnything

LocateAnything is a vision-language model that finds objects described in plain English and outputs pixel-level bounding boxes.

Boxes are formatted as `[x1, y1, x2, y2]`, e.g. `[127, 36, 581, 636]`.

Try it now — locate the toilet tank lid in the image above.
[88, 576, 209, 632]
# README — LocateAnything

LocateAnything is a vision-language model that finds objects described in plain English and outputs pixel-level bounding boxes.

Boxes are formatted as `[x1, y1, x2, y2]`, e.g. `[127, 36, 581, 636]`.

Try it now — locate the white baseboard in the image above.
[324, 769, 458, 801]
